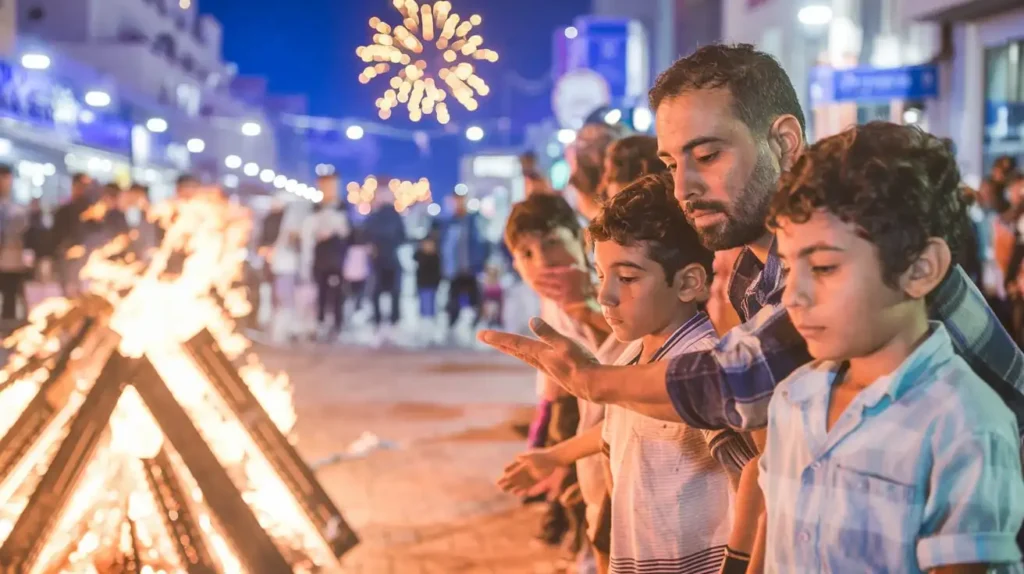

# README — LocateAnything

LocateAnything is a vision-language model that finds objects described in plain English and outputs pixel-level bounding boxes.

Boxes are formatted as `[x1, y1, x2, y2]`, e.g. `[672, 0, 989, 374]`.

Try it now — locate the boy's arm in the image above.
[916, 429, 1024, 571]
[746, 513, 767, 574]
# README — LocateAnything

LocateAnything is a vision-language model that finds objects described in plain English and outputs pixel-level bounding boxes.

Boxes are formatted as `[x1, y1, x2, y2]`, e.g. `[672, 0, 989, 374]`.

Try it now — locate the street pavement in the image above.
[259, 341, 566, 574]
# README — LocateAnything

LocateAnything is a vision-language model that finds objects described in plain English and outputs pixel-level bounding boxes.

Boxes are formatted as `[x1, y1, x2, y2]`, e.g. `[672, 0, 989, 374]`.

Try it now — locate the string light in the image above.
[357, 0, 498, 124]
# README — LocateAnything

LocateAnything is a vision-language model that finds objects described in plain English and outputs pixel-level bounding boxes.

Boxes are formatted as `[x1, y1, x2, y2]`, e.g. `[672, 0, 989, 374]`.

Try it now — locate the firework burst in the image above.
[356, 0, 499, 124]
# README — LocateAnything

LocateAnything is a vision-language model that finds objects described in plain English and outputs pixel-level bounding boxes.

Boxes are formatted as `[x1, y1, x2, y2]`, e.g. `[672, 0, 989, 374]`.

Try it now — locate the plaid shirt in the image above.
[665, 239, 1024, 436]
[758, 324, 1024, 573]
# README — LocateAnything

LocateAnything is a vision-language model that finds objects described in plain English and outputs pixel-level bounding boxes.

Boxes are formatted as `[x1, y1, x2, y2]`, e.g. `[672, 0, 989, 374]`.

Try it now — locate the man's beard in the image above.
[687, 151, 779, 251]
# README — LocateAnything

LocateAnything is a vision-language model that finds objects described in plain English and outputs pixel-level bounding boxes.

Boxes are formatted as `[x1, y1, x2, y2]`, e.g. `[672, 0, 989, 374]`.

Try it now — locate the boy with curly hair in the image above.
[500, 174, 756, 574]
[755, 122, 1024, 572]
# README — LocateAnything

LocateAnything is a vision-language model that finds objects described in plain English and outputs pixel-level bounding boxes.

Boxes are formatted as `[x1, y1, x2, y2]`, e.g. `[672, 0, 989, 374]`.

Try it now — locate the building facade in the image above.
[723, 0, 941, 143]
[17, 0, 280, 191]
[902, 0, 1024, 184]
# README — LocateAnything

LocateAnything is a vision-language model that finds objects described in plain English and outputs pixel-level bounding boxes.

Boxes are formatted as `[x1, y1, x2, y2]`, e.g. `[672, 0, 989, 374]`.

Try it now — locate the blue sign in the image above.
[0, 60, 132, 154]
[810, 64, 939, 105]
[577, 18, 630, 101]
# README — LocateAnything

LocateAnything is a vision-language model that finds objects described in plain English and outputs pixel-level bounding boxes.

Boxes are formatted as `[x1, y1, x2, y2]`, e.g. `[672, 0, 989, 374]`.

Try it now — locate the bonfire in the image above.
[0, 190, 357, 573]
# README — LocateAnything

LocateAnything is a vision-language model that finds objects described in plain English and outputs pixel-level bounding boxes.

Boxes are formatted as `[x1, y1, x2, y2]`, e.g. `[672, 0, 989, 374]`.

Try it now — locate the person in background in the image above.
[480, 263, 504, 328]
[364, 181, 407, 343]
[521, 151, 554, 196]
[302, 174, 350, 340]
[175, 174, 200, 200]
[0, 165, 28, 323]
[568, 122, 623, 221]
[993, 155, 1019, 184]
[268, 203, 305, 344]
[24, 198, 53, 280]
[598, 135, 665, 201]
[258, 198, 286, 316]
[343, 227, 371, 321]
[413, 233, 442, 344]
[123, 183, 160, 259]
[436, 193, 489, 342]
[53, 173, 94, 297]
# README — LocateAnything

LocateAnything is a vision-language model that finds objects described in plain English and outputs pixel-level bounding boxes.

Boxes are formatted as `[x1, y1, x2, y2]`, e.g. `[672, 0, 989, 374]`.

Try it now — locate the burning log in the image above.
[0, 191, 357, 573]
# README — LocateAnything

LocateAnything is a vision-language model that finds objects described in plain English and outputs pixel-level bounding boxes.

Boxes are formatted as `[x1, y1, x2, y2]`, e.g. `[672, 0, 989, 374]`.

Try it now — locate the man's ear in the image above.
[901, 238, 952, 299]
[767, 115, 805, 172]
[674, 262, 709, 304]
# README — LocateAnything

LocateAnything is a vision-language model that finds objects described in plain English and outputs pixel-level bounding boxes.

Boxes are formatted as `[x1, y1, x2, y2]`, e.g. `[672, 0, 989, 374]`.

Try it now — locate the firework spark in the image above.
[356, 0, 499, 124]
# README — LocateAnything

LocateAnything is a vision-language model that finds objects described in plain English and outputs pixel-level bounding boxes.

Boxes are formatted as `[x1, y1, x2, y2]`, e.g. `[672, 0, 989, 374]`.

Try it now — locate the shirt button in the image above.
[798, 531, 811, 543]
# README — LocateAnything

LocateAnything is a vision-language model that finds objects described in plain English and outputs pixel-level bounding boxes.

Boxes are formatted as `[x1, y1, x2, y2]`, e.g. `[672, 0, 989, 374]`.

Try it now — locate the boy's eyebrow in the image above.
[609, 261, 647, 271]
[777, 243, 845, 261]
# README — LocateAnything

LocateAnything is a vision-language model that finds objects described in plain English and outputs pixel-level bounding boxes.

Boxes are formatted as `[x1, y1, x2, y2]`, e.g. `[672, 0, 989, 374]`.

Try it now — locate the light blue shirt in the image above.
[759, 323, 1024, 573]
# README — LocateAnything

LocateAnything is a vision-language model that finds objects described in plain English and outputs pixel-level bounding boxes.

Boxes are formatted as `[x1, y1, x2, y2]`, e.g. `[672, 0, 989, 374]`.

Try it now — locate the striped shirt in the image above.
[663, 239, 1024, 438]
[759, 324, 1024, 573]
[602, 312, 756, 574]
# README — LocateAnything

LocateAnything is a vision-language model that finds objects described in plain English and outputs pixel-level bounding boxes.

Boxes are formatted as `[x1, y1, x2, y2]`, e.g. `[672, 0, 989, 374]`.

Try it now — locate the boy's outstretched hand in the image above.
[496, 450, 563, 497]
[478, 317, 601, 401]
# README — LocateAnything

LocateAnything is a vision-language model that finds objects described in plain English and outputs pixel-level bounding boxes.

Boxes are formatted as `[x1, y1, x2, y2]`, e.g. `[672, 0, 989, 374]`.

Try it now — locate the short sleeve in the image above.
[916, 430, 1024, 570]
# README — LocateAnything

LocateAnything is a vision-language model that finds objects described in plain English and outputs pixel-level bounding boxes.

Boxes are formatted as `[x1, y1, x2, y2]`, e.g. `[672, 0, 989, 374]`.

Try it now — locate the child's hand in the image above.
[531, 265, 594, 306]
[497, 450, 561, 497]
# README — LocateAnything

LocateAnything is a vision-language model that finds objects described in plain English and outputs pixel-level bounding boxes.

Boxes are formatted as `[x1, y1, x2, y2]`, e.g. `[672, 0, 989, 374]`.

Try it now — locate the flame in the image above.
[0, 189, 340, 572]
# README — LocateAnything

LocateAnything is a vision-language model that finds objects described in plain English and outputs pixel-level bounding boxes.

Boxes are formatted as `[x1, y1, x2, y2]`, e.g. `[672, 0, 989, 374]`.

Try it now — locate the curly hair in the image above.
[768, 122, 966, 287]
[588, 172, 713, 283]
[649, 43, 805, 137]
[600, 136, 666, 200]
[504, 192, 581, 251]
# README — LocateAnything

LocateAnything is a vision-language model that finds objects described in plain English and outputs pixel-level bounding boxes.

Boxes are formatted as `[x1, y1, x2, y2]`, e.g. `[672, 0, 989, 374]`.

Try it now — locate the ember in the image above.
[0, 190, 357, 573]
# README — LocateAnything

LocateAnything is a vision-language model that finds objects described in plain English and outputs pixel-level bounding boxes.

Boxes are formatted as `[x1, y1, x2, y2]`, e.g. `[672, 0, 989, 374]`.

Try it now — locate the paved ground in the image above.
[259, 341, 566, 574]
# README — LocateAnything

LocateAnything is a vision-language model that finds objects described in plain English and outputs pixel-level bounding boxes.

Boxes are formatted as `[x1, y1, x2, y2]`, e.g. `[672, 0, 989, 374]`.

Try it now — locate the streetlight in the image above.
[556, 129, 576, 144]
[564, 26, 578, 39]
[632, 107, 653, 132]
[146, 118, 168, 133]
[273, 175, 288, 188]
[797, 4, 833, 26]
[224, 155, 242, 169]
[84, 91, 111, 108]
[260, 169, 275, 183]
[603, 109, 623, 125]
[243, 162, 260, 177]
[346, 125, 365, 140]
[21, 53, 50, 70]
[241, 122, 262, 136]
[465, 126, 484, 142]
[186, 138, 205, 153]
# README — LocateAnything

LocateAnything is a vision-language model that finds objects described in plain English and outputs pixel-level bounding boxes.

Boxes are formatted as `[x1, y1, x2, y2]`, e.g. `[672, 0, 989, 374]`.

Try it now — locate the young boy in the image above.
[503, 193, 596, 550]
[499, 174, 755, 574]
[755, 122, 1024, 572]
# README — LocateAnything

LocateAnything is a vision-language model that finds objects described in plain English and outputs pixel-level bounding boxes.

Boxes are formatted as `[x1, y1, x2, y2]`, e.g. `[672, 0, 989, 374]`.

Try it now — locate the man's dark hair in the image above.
[768, 122, 965, 288]
[504, 193, 581, 251]
[588, 172, 713, 282]
[0, 164, 12, 176]
[71, 172, 90, 186]
[649, 43, 806, 136]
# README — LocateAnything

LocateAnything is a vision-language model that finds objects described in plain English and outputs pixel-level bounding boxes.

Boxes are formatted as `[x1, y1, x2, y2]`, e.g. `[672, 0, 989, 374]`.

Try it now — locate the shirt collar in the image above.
[784, 322, 955, 406]
[625, 311, 716, 365]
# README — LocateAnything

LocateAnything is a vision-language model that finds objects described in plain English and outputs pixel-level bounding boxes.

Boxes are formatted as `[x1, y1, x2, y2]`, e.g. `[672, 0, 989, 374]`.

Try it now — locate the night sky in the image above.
[201, 0, 592, 190]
